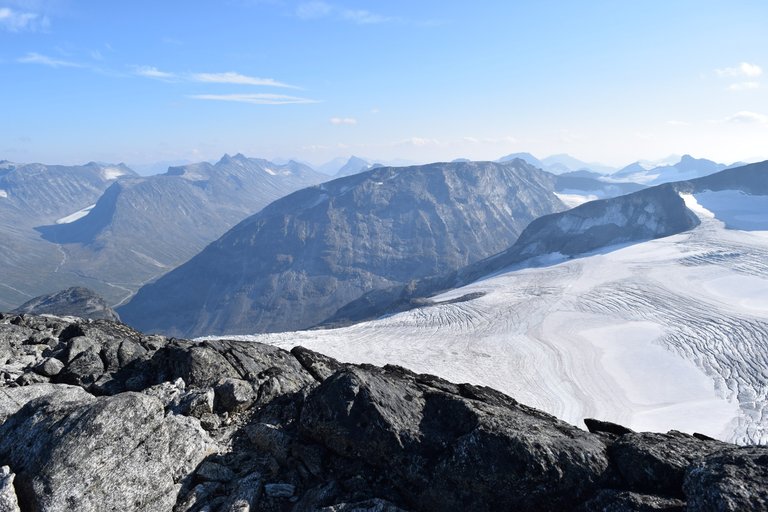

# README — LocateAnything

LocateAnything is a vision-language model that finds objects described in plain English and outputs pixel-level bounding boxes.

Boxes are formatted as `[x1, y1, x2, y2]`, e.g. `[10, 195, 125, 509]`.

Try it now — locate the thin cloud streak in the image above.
[17, 52, 82, 68]
[191, 72, 298, 89]
[188, 93, 320, 105]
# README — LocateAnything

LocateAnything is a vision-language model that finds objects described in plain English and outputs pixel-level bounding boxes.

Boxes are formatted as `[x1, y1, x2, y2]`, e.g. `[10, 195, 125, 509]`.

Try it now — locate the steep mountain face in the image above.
[119, 160, 567, 336]
[12, 287, 119, 321]
[2, 314, 766, 511]
[326, 161, 766, 328]
[611, 154, 728, 185]
[0, 162, 137, 310]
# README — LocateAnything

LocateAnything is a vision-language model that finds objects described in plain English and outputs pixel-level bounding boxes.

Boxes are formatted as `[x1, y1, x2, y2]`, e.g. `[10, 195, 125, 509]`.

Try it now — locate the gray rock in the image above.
[610, 431, 729, 497]
[300, 365, 609, 511]
[177, 388, 215, 418]
[580, 490, 685, 511]
[215, 378, 257, 414]
[196, 460, 236, 482]
[12, 287, 120, 322]
[291, 346, 344, 382]
[264, 482, 295, 498]
[245, 423, 291, 464]
[0, 383, 90, 424]
[0, 391, 218, 512]
[142, 378, 186, 408]
[683, 446, 768, 511]
[199, 413, 221, 431]
[219, 473, 262, 512]
[0, 466, 20, 512]
[155, 338, 315, 393]
[318, 499, 408, 512]
[34, 357, 64, 377]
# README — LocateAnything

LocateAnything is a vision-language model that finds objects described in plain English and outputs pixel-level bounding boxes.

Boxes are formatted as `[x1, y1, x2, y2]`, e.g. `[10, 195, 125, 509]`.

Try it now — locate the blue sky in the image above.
[2, 0, 767, 169]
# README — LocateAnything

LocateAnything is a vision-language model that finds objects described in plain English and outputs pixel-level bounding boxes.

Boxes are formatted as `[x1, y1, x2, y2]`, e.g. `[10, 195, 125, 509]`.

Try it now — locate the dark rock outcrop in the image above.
[1, 314, 766, 511]
[12, 286, 120, 321]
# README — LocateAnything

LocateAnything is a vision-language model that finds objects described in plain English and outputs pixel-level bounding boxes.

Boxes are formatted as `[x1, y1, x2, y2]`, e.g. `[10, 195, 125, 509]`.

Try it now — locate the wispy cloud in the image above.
[18, 52, 82, 68]
[191, 72, 298, 89]
[188, 93, 319, 105]
[0, 6, 49, 32]
[728, 81, 760, 91]
[134, 68, 299, 88]
[134, 65, 177, 80]
[724, 111, 768, 125]
[341, 9, 395, 24]
[716, 62, 762, 78]
[296, 1, 332, 19]
[296, 1, 396, 24]
[330, 117, 357, 125]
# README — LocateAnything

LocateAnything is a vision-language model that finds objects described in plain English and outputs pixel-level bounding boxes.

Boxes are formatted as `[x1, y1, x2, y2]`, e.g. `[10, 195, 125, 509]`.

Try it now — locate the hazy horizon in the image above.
[2, 1, 767, 167]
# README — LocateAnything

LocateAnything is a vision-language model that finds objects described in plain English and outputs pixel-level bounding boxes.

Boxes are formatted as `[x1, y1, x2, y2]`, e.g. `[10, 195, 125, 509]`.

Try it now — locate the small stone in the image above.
[177, 388, 215, 418]
[143, 378, 185, 408]
[214, 378, 257, 414]
[34, 357, 65, 377]
[245, 423, 291, 463]
[200, 413, 221, 431]
[15, 372, 49, 386]
[196, 460, 236, 482]
[264, 483, 295, 498]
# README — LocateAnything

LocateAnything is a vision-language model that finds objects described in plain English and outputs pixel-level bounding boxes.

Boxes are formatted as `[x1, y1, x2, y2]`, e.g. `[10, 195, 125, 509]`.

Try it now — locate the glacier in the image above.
[208, 192, 768, 444]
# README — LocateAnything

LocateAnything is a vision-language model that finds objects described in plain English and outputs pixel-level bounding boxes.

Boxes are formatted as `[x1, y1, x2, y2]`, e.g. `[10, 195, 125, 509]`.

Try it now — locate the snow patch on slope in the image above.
[102, 167, 127, 180]
[554, 192, 599, 208]
[56, 204, 96, 224]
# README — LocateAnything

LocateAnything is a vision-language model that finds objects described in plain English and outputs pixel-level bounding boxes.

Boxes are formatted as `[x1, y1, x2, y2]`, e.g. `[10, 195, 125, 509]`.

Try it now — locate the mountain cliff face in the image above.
[325, 162, 766, 327]
[120, 160, 567, 336]
[0, 314, 765, 511]
[0, 162, 137, 310]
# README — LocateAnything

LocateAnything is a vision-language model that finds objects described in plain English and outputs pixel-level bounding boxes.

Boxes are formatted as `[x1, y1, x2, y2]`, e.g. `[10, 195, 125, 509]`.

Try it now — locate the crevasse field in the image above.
[211, 192, 768, 445]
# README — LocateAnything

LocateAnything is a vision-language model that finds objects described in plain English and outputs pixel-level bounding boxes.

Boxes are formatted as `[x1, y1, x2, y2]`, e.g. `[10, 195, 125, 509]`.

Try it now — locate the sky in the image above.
[1, 0, 768, 170]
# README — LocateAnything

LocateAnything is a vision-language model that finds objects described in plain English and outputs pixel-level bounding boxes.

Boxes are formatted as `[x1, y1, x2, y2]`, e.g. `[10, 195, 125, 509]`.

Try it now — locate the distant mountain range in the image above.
[119, 160, 569, 336]
[497, 153, 616, 175]
[609, 154, 743, 185]
[0, 155, 325, 310]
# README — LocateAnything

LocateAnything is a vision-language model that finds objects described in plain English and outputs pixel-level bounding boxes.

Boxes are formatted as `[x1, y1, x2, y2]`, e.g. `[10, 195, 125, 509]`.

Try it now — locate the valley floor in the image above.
[212, 195, 768, 444]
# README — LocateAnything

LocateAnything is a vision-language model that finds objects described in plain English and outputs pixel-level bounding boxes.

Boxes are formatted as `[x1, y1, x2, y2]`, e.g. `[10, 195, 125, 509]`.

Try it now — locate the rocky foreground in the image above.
[0, 314, 766, 511]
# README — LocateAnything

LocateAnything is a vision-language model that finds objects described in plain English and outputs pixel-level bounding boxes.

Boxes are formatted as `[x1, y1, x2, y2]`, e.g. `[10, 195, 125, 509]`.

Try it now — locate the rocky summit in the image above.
[0, 313, 766, 511]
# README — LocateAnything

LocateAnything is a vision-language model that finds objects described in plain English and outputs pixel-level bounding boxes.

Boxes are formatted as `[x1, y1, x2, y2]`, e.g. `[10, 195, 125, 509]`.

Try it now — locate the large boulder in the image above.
[609, 431, 729, 497]
[0, 392, 217, 512]
[300, 364, 610, 512]
[683, 446, 768, 511]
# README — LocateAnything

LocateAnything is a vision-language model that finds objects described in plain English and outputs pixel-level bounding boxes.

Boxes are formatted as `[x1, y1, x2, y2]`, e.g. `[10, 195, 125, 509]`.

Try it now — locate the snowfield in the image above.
[208, 192, 768, 444]
[55, 204, 96, 224]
